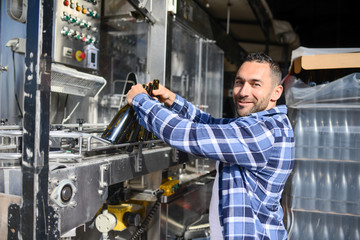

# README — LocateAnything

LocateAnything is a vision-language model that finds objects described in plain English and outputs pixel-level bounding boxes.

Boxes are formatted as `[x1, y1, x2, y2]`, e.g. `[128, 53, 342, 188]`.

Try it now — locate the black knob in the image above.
[123, 212, 141, 227]
[0, 119, 8, 125]
[76, 118, 85, 124]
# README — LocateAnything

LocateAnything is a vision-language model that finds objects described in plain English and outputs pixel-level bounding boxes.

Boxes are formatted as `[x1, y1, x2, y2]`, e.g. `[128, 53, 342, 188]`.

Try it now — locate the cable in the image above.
[12, 51, 23, 118]
[62, 94, 69, 123]
[129, 189, 164, 240]
[62, 102, 80, 124]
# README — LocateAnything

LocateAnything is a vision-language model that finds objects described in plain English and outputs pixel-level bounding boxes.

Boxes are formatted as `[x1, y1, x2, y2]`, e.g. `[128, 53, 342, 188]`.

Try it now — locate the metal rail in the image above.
[0, 129, 165, 160]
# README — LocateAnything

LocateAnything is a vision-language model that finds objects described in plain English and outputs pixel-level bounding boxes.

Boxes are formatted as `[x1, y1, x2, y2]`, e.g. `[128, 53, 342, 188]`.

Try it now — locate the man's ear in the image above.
[271, 84, 283, 101]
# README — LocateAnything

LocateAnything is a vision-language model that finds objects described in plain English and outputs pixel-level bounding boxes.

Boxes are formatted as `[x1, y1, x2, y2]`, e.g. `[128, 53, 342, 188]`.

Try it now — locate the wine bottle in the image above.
[139, 126, 151, 141]
[126, 121, 142, 152]
[101, 104, 137, 143]
[153, 79, 159, 89]
[101, 72, 139, 144]
[102, 78, 159, 145]
[141, 79, 159, 142]
[131, 79, 159, 145]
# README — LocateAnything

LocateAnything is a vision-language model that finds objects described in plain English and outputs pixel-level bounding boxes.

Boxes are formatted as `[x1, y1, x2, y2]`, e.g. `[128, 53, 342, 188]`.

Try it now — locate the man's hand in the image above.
[126, 84, 148, 106]
[152, 83, 176, 106]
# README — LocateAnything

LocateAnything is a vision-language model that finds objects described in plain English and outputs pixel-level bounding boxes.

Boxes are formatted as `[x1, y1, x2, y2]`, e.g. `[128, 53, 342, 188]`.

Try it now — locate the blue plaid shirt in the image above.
[132, 93, 295, 240]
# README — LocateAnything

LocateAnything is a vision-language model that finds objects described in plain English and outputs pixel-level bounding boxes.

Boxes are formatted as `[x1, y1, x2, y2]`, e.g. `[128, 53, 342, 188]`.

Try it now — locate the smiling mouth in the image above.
[238, 100, 253, 105]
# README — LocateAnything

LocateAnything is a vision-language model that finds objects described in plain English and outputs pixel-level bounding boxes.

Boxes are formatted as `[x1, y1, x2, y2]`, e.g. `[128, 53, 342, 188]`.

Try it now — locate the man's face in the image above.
[232, 61, 277, 117]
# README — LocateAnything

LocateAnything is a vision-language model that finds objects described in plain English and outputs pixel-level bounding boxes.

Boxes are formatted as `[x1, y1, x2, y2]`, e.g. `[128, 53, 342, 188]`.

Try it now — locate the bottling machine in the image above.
[0, 0, 224, 239]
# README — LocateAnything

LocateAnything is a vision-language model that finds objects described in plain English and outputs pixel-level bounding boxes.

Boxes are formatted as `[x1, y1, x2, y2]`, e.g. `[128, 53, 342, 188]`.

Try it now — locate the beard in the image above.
[234, 94, 272, 117]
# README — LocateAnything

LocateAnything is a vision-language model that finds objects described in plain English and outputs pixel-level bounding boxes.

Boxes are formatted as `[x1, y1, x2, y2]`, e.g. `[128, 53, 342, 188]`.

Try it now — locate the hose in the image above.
[12, 51, 23, 119]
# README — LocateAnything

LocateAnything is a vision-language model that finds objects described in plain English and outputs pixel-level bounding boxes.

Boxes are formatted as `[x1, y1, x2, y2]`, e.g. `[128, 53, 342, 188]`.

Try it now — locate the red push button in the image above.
[80, 52, 86, 59]
[74, 50, 86, 62]
[64, 0, 69, 6]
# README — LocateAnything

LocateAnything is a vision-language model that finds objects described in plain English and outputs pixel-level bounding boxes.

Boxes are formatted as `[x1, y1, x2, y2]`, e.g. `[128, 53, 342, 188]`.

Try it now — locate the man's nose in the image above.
[239, 83, 250, 96]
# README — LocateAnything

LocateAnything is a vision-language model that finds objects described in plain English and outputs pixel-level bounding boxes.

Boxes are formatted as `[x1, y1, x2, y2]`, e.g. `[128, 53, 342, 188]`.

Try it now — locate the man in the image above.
[126, 52, 294, 239]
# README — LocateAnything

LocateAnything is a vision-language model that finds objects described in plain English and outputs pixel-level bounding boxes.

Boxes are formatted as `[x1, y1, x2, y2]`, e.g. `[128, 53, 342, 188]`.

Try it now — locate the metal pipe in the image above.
[226, 1, 231, 35]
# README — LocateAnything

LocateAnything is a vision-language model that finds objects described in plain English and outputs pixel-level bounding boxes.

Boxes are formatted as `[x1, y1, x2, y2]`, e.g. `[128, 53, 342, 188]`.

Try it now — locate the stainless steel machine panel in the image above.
[169, 20, 224, 118]
[52, 0, 101, 70]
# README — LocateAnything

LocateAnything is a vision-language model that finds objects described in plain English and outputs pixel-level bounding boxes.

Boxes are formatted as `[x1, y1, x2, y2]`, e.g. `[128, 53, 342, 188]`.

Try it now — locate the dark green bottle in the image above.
[101, 104, 136, 143]
[101, 78, 159, 145]
[101, 72, 138, 144]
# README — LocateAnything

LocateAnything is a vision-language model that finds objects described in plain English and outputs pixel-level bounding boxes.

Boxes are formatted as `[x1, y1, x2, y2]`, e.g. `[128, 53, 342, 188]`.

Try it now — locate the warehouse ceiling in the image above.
[194, 0, 358, 69]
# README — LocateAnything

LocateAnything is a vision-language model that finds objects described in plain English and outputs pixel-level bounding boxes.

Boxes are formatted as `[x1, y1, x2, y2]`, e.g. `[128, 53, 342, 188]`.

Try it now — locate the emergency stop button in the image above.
[74, 50, 86, 62]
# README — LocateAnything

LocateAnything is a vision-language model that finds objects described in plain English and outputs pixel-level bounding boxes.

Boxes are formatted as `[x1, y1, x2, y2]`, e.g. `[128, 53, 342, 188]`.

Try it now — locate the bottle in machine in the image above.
[134, 80, 159, 143]
[101, 73, 138, 144]
[101, 104, 137, 143]
[101, 78, 160, 145]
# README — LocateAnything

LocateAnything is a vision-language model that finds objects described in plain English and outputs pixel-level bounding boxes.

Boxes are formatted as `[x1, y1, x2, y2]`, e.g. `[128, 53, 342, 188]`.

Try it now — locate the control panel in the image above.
[52, 0, 101, 70]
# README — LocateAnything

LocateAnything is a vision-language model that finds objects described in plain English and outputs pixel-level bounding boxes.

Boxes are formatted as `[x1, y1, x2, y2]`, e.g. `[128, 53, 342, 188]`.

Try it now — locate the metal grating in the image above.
[51, 63, 106, 97]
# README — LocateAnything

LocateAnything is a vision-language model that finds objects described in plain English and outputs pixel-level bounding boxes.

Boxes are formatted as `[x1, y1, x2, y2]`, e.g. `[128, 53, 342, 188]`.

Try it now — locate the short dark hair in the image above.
[244, 52, 282, 85]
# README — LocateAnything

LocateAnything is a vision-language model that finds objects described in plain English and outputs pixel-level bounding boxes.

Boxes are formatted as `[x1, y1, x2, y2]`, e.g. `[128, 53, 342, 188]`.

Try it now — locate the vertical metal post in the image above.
[226, 0, 231, 35]
[204, 40, 209, 108]
[196, 38, 203, 106]
[21, 0, 54, 239]
[144, 2, 168, 238]
[146, 0, 168, 84]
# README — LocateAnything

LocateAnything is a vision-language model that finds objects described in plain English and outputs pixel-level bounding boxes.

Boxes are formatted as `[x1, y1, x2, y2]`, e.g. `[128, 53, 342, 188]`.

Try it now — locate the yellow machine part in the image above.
[159, 179, 179, 197]
[107, 204, 133, 231]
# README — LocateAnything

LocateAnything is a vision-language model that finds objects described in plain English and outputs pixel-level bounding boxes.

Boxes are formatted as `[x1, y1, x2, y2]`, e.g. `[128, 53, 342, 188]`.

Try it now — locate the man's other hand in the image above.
[152, 83, 176, 106]
[126, 84, 148, 106]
